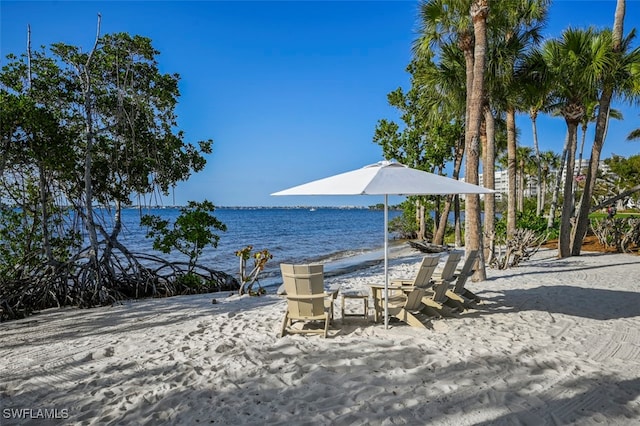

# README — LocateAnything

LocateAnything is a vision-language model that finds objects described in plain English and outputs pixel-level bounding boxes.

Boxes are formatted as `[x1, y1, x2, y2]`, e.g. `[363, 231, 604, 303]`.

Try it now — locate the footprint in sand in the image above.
[188, 328, 206, 337]
[214, 343, 234, 353]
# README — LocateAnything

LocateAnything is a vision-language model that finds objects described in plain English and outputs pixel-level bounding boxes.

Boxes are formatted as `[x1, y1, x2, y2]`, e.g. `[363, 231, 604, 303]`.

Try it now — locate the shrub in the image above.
[591, 216, 640, 253]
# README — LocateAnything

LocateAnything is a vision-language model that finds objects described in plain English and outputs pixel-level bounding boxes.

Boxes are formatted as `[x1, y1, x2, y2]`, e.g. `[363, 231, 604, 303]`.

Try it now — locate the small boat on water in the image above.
[309, 208, 317, 212]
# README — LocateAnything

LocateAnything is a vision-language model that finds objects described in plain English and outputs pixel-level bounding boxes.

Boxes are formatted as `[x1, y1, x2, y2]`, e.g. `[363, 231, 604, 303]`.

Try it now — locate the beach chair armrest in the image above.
[391, 279, 414, 285]
[287, 293, 328, 301]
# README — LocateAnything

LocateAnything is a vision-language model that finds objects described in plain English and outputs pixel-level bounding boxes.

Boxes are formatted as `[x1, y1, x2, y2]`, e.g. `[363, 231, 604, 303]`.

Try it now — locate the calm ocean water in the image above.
[113, 207, 402, 288]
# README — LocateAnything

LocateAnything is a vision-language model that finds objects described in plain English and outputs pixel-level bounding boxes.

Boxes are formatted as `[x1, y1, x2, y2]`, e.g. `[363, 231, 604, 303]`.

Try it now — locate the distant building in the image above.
[462, 159, 609, 200]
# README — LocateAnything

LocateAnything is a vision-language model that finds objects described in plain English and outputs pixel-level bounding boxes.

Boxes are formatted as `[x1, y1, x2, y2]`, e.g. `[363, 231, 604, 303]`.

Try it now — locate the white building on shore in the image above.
[469, 160, 609, 201]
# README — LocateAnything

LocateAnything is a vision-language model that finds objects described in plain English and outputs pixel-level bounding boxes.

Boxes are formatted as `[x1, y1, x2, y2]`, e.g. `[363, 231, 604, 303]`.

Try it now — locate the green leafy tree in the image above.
[1, 45, 79, 269]
[141, 201, 227, 273]
[627, 116, 640, 141]
[411, 47, 467, 246]
[1, 19, 218, 316]
[538, 150, 560, 215]
[572, 0, 640, 255]
[414, 0, 473, 248]
[487, 0, 548, 239]
[373, 72, 456, 242]
[527, 27, 614, 257]
[599, 154, 640, 209]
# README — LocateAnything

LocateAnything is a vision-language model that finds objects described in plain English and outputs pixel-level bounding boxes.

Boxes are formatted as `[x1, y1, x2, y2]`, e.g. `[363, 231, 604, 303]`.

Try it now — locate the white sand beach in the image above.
[1, 248, 640, 425]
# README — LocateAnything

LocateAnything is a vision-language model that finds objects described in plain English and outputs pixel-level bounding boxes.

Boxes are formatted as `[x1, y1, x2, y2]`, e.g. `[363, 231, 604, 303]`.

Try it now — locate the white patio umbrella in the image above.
[271, 160, 494, 329]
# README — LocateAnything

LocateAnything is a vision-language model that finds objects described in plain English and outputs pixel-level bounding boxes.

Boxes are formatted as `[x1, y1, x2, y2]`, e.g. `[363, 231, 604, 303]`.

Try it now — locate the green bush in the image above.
[495, 209, 558, 241]
[141, 200, 226, 273]
[591, 217, 640, 253]
[175, 273, 203, 289]
[388, 214, 418, 239]
[389, 197, 438, 240]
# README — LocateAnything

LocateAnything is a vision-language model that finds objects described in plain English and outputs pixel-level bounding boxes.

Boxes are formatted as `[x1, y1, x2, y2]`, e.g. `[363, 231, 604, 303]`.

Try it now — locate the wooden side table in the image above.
[341, 291, 369, 320]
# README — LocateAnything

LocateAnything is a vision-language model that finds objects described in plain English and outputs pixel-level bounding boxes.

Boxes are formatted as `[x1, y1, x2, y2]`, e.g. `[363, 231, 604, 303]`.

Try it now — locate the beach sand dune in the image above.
[1, 249, 639, 425]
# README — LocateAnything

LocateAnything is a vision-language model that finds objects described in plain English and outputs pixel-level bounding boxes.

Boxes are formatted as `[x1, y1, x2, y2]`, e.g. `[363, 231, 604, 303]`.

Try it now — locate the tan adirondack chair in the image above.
[421, 251, 462, 317]
[380, 255, 441, 307]
[391, 255, 441, 288]
[381, 286, 429, 328]
[444, 249, 481, 310]
[280, 263, 333, 338]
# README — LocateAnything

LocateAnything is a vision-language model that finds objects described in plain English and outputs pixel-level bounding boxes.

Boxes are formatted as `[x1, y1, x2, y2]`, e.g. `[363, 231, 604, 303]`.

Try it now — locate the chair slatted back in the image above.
[439, 251, 463, 283]
[413, 255, 441, 288]
[280, 264, 326, 319]
[429, 251, 463, 303]
[453, 250, 479, 293]
[404, 287, 426, 311]
[432, 281, 450, 303]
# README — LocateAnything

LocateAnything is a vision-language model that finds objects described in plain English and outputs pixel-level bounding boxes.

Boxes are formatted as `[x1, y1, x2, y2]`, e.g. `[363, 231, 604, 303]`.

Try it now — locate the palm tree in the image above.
[479, 0, 546, 262]
[415, 0, 475, 251]
[572, 0, 640, 255]
[519, 67, 553, 216]
[415, 0, 549, 271]
[415, 0, 491, 276]
[415, 0, 474, 123]
[577, 101, 598, 177]
[539, 150, 561, 214]
[463, 0, 490, 280]
[531, 27, 606, 257]
[485, 0, 548, 237]
[628, 119, 640, 141]
[573, 102, 623, 222]
[577, 101, 622, 175]
[412, 44, 468, 246]
[516, 146, 534, 211]
[481, 104, 496, 259]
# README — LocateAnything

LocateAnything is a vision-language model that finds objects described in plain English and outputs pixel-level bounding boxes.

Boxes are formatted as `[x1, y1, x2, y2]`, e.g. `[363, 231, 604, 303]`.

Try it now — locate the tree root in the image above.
[0, 242, 239, 321]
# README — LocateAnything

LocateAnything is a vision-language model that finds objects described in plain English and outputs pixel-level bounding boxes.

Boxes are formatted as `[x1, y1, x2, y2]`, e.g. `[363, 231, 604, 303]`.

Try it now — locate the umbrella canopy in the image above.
[271, 161, 493, 196]
[272, 161, 494, 328]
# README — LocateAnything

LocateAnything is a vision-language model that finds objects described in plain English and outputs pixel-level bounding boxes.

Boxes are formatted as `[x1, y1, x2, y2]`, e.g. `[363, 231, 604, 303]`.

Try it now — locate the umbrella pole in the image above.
[384, 194, 389, 329]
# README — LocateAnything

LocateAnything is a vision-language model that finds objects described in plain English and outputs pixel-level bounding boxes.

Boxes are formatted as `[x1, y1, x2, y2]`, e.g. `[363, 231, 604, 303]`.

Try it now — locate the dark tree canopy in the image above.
[0, 27, 236, 321]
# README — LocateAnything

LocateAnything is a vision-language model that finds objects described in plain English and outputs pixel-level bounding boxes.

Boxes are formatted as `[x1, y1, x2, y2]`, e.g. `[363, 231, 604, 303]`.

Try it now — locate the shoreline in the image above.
[258, 239, 422, 291]
[1, 248, 639, 424]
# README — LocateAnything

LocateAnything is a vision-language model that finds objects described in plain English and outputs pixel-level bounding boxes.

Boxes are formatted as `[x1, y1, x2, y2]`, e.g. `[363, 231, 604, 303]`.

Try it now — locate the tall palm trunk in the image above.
[518, 157, 526, 212]
[454, 196, 462, 247]
[548, 142, 568, 229]
[458, 34, 474, 250]
[465, 0, 489, 281]
[577, 122, 588, 175]
[434, 197, 455, 246]
[540, 166, 548, 211]
[572, 0, 626, 256]
[559, 115, 580, 258]
[482, 106, 496, 265]
[434, 140, 464, 245]
[612, 0, 626, 42]
[531, 110, 543, 215]
[506, 107, 517, 238]
[572, 120, 589, 228]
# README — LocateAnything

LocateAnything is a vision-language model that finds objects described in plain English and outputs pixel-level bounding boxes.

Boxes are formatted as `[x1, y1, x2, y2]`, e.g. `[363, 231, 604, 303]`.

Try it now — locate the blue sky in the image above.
[2, 1, 639, 207]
